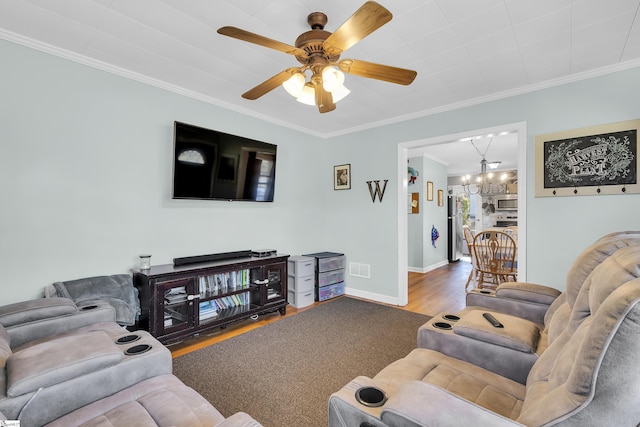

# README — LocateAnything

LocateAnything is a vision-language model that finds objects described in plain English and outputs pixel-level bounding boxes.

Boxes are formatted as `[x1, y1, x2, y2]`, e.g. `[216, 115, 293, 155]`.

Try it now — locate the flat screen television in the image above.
[172, 121, 277, 202]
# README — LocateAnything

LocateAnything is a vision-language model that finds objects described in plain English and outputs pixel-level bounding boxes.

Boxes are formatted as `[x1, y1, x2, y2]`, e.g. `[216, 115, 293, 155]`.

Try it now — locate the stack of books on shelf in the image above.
[198, 269, 251, 297]
[198, 293, 250, 320]
[198, 300, 219, 320]
[164, 287, 187, 304]
[197, 269, 253, 321]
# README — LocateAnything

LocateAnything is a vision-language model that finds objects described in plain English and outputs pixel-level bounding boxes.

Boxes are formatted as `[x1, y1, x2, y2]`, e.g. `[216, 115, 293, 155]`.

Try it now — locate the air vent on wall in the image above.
[349, 262, 370, 279]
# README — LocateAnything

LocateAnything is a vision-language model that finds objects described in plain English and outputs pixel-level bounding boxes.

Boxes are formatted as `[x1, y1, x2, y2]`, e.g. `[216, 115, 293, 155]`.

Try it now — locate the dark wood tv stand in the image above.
[133, 254, 289, 344]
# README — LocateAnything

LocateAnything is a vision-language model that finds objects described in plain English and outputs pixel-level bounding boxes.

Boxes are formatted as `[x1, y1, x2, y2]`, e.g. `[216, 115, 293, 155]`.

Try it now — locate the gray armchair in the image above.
[329, 240, 640, 426]
[0, 297, 171, 426]
[0, 296, 265, 426]
[0, 297, 115, 348]
[417, 230, 640, 383]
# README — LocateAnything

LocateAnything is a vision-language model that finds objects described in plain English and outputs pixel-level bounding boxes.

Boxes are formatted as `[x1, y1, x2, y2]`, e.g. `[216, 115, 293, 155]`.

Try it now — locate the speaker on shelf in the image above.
[173, 250, 253, 266]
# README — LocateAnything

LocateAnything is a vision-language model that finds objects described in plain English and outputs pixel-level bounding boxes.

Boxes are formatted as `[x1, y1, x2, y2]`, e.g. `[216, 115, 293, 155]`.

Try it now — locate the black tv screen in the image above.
[172, 121, 277, 202]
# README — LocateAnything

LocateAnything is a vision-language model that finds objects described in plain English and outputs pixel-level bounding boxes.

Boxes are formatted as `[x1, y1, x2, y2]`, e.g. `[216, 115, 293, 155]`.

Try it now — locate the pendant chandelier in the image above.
[461, 139, 505, 195]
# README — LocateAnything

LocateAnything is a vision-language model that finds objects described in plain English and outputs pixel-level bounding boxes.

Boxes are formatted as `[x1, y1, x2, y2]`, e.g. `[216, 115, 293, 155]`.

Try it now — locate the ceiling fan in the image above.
[217, 1, 417, 113]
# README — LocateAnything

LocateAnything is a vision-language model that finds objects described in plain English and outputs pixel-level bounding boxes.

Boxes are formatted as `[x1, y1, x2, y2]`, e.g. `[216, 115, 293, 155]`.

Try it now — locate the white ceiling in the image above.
[410, 132, 519, 178]
[2, 0, 640, 143]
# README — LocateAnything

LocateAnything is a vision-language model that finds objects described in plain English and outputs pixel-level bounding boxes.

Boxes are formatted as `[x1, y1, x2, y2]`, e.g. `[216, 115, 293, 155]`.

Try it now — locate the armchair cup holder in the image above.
[116, 334, 141, 345]
[433, 321, 453, 330]
[478, 290, 492, 294]
[80, 305, 99, 310]
[442, 314, 460, 322]
[124, 344, 152, 355]
[355, 387, 387, 408]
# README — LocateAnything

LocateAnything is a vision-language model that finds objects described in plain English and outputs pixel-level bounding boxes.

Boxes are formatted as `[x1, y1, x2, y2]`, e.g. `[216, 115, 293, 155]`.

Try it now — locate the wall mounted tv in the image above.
[172, 121, 277, 202]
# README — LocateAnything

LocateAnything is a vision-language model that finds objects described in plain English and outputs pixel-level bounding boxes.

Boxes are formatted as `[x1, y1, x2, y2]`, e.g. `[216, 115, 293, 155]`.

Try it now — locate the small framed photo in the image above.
[334, 164, 351, 190]
[426, 181, 434, 201]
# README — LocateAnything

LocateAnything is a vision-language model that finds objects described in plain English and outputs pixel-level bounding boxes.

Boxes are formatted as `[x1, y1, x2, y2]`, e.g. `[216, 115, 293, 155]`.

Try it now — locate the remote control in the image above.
[483, 312, 504, 328]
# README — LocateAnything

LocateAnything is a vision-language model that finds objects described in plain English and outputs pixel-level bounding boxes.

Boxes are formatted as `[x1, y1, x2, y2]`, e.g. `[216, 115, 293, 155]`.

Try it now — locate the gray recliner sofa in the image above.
[328, 240, 640, 426]
[0, 296, 263, 426]
[417, 230, 640, 383]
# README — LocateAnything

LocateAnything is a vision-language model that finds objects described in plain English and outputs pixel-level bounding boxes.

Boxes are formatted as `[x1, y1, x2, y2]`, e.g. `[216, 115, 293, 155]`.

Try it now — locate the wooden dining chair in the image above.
[463, 226, 478, 291]
[472, 230, 517, 289]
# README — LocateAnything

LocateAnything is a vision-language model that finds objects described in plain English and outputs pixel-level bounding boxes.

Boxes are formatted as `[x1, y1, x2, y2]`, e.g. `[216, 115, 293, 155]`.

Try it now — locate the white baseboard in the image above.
[344, 287, 402, 306]
[408, 259, 449, 274]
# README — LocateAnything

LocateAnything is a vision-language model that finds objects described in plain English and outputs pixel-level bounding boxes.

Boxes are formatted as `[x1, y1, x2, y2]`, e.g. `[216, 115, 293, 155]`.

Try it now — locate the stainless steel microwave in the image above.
[495, 194, 518, 210]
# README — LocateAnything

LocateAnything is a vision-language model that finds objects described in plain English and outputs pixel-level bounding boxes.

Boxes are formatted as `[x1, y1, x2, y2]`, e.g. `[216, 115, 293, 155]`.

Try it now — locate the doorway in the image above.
[396, 122, 528, 306]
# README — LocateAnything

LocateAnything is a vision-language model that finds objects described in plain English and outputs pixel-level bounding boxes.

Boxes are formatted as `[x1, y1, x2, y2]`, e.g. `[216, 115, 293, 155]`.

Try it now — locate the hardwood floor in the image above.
[169, 258, 472, 357]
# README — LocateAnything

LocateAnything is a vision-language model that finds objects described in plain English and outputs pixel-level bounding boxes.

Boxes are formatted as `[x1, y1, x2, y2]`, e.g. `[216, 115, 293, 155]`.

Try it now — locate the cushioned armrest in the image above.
[381, 381, 524, 427]
[0, 298, 77, 327]
[453, 311, 540, 353]
[217, 412, 264, 427]
[495, 282, 561, 305]
[6, 330, 123, 396]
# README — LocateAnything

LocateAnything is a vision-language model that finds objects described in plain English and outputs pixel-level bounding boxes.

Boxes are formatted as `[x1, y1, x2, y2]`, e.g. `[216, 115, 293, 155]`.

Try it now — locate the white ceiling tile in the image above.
[435, 0, 504, 24]
[621, 28, 640, 60]
[437, 65, 491, 100]
[511, 6, 571, 48]
[522, 51, 571, 83]
[571, 12, 636, 65]
[519, 33, 571, 82]
[450, 3, 511, 44]
[422, 45, 474, 74]
[505, 0, 572, 25]
[572, 0, 640, 23]
[465, 29, 518, 63]
[407, 27, 463, 59]
[476, 51, 528, 92]
[30, 0, 109, 27]
[392, 2, 449, 42]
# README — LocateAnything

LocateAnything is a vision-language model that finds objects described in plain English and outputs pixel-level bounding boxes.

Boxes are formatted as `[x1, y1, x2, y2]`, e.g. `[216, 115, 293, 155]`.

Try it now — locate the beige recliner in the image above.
[329, 239, 640, 427]
[417, 231, 640, 383]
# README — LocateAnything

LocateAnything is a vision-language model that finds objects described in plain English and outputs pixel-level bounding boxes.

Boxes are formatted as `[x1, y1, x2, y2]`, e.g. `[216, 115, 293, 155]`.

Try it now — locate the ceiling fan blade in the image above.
[338, 59, 417, 85]
[313, 81, 336, 113]
[324, 1, 392, 55]
[218, 26, 308, 57]
[242, 68, 300, 100]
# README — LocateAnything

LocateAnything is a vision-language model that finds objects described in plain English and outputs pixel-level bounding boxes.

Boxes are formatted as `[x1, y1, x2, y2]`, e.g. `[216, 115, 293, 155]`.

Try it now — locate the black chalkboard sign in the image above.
[535, 120, 640, 197]
[543, 129, 637, 188]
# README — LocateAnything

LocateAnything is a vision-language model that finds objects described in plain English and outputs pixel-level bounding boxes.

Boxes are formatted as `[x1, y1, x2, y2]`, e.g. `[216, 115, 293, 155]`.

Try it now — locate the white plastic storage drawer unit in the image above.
[303, 252, 346, 302]
[287, 255, 315, 308]
[288, 288, 315, 309]
[288, 256, 315, 278]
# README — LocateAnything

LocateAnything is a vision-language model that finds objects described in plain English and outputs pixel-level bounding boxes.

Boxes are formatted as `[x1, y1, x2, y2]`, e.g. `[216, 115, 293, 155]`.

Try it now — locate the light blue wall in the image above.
[324, 67, 640, 295]
[407, 157, 423, 269]
[2, 38, 640, 305]
[406, 155, 448, 271]
[0, 39, 326, 304]
[422, 157, 448, 269]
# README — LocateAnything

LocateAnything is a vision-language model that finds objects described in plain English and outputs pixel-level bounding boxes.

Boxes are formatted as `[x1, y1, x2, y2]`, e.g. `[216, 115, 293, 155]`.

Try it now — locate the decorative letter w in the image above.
[366, 180, 388, 203]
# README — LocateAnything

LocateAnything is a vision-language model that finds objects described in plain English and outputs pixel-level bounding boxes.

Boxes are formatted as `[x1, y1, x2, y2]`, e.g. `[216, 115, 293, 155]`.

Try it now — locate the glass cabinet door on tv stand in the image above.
[251, 261, 287, 313]
[156, 277, 197, 337]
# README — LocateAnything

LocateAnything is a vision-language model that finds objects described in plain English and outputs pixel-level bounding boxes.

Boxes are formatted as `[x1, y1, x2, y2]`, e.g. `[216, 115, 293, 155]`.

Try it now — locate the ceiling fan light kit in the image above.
[217, 1, 417, 113]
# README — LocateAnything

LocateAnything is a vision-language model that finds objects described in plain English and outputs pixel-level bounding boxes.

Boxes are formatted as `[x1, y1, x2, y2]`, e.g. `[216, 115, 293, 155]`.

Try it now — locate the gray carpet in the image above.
[172, 297, 430, 427]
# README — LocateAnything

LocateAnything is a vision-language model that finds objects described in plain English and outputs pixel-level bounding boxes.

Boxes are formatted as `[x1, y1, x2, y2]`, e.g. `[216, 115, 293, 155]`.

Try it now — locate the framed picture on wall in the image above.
[334, 164, 351, 190]
[437, 189, 444, 206]
[534, 119, 640, 196]
[426, 181, 434, 201]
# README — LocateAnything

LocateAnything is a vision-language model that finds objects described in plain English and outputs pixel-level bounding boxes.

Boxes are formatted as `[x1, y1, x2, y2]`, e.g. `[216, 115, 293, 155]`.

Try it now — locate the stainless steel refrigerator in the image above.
[448, 195, 463, 262]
